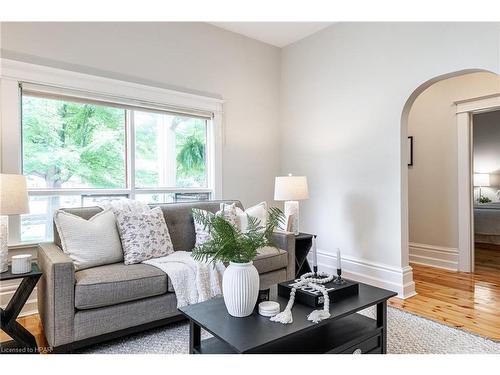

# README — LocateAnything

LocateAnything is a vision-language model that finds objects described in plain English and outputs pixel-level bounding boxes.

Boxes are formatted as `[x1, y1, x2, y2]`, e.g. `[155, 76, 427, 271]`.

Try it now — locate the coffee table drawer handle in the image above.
[352, 348, 362, 354]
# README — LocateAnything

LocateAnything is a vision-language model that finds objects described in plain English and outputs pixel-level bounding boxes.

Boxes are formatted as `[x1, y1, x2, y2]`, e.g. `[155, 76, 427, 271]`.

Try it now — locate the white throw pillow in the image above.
[236, 201, 268, 232]
[221, 201, 268, 232]
[115, 206, 174, 265]
[54, 209, 123, 271]
[192, 202, 268, 247]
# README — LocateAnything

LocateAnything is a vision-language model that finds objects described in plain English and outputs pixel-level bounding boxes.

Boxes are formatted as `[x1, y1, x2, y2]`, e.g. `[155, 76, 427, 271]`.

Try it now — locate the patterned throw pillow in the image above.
[216, 203, 239, 227]
[115, 206, 174, 265]
[193, 204, 239, 247]
[193, 208, 214, 246]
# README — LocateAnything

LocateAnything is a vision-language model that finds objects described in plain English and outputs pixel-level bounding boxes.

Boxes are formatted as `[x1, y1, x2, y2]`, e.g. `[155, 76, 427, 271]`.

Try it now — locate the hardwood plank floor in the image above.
[2, 246, 499, 351]
[0, 314, 49, 353]
[390, 246, 500, 340]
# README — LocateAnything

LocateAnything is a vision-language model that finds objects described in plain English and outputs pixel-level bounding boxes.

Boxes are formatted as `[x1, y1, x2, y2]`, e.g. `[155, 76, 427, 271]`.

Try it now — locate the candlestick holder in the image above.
[333, 268, 346, 285]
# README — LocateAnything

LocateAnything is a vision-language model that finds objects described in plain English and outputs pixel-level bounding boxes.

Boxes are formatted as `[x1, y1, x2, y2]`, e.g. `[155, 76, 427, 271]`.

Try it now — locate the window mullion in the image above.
[128, 109, 136, 199]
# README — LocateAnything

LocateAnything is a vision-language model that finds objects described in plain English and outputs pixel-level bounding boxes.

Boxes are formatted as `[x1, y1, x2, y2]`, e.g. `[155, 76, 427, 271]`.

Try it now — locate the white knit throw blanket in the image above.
[144, 252, 225, 307]
[100, 198, 225, 308]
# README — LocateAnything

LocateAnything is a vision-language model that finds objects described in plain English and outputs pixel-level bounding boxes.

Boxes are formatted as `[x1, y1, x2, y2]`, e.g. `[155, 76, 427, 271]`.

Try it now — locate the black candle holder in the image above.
[308, 267, 329, 280]
[333, 268, 346, 285]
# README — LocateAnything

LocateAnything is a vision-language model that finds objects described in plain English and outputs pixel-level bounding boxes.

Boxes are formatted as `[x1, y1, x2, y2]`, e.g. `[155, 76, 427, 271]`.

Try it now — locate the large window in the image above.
[21, 93, 212, 243]
[134, 110, 207, 188]
[22, 95, 127, 189]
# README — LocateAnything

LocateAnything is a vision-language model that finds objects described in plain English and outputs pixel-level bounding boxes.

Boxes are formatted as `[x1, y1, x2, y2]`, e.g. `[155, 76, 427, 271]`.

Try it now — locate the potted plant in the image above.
[192, 207, 284, 317]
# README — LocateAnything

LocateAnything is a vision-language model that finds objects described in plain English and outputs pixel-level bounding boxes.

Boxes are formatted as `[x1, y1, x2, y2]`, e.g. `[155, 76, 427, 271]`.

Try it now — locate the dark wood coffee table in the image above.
[179, 282, 397, 354]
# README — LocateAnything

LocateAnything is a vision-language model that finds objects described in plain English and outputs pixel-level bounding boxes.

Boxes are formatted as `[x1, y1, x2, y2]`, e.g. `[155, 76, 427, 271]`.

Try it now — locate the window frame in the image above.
[1, 58, 224, 246]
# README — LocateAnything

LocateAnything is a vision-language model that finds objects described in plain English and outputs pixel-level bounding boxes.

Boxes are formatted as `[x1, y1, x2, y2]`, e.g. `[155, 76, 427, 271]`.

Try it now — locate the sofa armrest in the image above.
[37, 242, 75, 348]
[272, 231, 295, 280]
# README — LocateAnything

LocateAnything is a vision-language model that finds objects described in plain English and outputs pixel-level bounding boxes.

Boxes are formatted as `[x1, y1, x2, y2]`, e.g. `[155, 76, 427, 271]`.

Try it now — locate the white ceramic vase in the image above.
[222, 261, 259, 317]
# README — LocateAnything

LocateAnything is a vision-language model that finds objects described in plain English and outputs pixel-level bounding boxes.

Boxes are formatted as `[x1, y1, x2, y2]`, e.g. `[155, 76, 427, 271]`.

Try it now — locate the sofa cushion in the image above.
[75, 263, 168, 310]
[220, 201, 268, 232]
[54, 209, 123, 271]
[152, 200, 244, 251]
[253, 246, 288, 274]
[115, 207, 175, 265]
[192, 204, 240, 247]
[54, 201, 244, 252]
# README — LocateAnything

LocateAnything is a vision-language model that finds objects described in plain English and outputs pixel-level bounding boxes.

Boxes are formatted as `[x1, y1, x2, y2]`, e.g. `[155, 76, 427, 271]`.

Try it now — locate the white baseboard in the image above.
[409, 242, 458, 271]
[0, 279, 38, 317]
[309, 250, 416, 299]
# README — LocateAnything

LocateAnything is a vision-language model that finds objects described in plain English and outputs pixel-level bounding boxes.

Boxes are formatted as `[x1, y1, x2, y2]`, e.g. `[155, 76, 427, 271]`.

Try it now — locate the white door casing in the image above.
[455, 93, 500, 272]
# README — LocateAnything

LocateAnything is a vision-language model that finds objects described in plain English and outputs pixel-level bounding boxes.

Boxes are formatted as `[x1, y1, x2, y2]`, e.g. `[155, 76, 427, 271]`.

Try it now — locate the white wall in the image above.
[0, 22, 281, 207]
[474, 110, 500, 201]
[406, 73, 500, 270]
[281, 22, 500, 296]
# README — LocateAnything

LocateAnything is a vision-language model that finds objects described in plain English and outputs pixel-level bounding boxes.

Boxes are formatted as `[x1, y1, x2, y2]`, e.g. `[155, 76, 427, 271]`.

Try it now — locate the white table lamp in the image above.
[274, 174, 309, 235]
[1, 174, 29, 272]
[474, 173, 490, 203]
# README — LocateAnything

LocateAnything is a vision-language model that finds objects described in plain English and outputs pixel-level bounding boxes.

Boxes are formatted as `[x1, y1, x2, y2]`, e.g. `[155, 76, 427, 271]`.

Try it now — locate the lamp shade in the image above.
[274, 175, 309, 201]
[0, 174, 29, 215]
[474, 173, 490, 187]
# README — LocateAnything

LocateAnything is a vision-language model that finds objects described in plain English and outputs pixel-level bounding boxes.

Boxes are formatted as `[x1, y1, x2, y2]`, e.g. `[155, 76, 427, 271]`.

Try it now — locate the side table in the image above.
[294, 233, 315, 277]
[0, 263, 42, 354]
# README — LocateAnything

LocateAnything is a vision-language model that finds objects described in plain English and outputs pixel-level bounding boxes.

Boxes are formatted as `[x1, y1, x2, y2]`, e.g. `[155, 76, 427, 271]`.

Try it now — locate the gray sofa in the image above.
[37, 200, 295, 352]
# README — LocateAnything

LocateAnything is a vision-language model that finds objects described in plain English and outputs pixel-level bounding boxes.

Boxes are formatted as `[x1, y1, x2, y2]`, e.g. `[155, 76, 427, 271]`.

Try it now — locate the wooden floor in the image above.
[0, 313, 49, 352]
[2, 246, 499, 351]
[390, 246, 500, 340]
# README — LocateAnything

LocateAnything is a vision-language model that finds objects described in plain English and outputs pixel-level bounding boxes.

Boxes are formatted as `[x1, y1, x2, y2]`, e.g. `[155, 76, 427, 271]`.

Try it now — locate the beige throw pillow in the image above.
[54, 209, 123, 271]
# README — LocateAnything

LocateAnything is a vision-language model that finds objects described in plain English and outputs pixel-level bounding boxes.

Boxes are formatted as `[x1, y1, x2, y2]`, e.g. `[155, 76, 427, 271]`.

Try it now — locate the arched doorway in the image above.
[394, 70, 500, 339]
[400, 69, 499, 274]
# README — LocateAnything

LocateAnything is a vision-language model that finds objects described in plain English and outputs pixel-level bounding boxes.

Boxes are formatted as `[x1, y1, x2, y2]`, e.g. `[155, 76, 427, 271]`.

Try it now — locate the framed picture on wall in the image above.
[408, 136, 413, 166]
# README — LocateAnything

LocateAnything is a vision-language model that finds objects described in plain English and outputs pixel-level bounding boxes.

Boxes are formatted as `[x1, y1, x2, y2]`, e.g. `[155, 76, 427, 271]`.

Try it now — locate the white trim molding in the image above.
[455, 93, 500, 272]
[0, 280, 38, 317]
[309, 250, 416, 299]
[409, 242, 459, 271]
[0, 58, 224, 113]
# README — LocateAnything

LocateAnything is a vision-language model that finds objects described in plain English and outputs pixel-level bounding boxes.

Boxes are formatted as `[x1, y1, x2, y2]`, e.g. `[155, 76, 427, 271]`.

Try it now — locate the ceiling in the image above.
[209, 22, 333, 48]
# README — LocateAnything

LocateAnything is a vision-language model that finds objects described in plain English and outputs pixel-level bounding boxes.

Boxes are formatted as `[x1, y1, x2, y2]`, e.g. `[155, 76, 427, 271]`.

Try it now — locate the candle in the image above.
[312, 236, 317, 269]
[336, 248, 342, 270]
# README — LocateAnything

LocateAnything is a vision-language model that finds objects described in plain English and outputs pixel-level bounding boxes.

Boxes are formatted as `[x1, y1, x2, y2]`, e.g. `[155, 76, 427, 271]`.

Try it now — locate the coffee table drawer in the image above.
[341, 334, 381, 354]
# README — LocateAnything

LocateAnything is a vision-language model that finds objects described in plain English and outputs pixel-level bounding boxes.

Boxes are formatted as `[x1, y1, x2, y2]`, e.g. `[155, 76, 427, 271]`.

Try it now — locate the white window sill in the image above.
[8, 242, 40, 250]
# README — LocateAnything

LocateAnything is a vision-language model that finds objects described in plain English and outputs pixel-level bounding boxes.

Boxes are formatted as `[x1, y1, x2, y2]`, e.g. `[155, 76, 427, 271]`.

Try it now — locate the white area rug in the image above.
[79, 306, 500, 354]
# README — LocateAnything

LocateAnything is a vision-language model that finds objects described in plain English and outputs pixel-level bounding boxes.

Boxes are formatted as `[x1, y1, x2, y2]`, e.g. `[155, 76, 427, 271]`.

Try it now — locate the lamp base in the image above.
[1, 215, 9, 273]
[284, 201, 300, 235]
